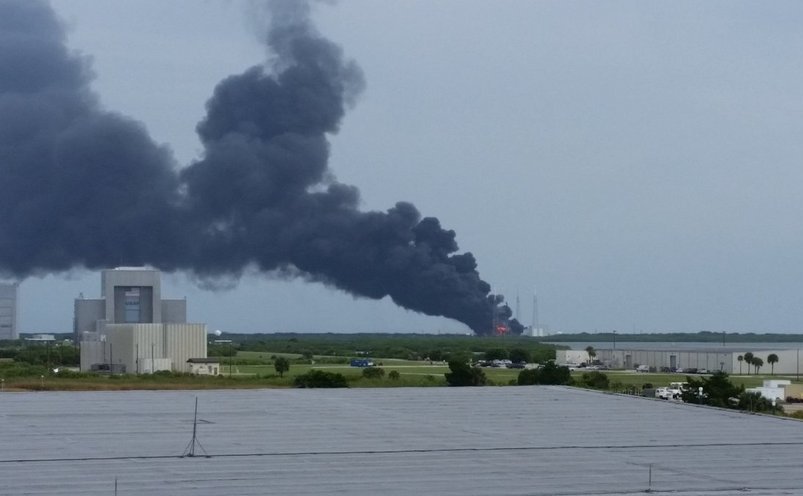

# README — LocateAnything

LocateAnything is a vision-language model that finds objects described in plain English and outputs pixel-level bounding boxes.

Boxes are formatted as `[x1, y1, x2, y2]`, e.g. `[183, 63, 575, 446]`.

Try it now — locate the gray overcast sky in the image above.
[18, 0, 803, 334]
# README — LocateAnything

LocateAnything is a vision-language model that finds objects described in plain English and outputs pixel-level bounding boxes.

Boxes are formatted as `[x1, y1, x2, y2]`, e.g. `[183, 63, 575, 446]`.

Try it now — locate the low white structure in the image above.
[746, 379, 791, 402]
[557, 349, 594, 365]
[187, 358, 221, 375]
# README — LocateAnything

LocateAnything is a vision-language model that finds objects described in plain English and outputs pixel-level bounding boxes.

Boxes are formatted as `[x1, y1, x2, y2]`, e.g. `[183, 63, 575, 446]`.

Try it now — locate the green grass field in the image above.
[3, 345, 800, 392]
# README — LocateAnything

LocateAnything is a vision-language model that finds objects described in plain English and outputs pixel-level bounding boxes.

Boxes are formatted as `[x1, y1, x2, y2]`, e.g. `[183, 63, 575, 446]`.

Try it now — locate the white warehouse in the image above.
[557, 347, 803, 375]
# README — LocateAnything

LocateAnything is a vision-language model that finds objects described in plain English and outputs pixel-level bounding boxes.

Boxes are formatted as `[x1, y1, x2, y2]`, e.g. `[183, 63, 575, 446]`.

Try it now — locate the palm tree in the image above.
[737, 355, 743, 374]
[585, 346, 597, 364]
[752, 357, 763, 375]
[767, 354, 779, 375]
[744, 352, 754, 375]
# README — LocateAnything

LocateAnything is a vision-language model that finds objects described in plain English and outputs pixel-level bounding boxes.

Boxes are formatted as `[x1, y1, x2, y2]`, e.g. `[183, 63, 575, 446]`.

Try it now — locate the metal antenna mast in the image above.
[182, 397, 209, 458]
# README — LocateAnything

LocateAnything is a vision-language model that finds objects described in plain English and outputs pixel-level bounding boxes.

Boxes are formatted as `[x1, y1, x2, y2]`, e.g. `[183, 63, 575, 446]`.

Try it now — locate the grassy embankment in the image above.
[2, 348, 794, 391]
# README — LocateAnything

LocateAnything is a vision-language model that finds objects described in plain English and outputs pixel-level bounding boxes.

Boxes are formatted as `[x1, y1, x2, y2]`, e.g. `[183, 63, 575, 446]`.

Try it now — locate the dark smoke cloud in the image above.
[0, 0, 514, 335]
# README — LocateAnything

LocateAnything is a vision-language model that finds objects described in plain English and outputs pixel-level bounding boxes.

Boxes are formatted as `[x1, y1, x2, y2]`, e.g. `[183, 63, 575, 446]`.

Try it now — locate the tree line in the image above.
[215, 333, 557, 363]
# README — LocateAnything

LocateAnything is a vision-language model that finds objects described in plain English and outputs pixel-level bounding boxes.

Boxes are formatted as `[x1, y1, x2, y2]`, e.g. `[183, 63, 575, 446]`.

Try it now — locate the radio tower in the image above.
[532, 288, 539, 337]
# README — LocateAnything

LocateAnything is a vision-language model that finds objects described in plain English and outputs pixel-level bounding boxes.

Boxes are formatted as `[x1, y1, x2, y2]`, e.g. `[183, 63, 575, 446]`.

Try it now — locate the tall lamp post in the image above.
[214, 330, 233, 377]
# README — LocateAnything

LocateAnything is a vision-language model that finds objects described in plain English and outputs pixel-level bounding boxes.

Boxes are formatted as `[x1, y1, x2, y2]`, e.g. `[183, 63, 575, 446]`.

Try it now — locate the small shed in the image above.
[187, 357, 221, 376]
[746, 379, 791, 401]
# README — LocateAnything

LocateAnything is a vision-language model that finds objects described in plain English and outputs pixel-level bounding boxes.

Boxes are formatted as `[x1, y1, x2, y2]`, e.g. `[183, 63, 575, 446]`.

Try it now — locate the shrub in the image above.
[737, 391, 781, 413]
[293, 370, 348, 388]
[681, 371, 743, 408]
[427, 350, 445, 361]
[362, 367, 385, 379]
[388, 370, 400, 380]
[517, 361, 572, 386]
[0, 362, 48, 378]
[444, 360, 486, 386]
[484, 349, 508, 361]
[581, 371, 610, 389]
[508, 348, 531, 364]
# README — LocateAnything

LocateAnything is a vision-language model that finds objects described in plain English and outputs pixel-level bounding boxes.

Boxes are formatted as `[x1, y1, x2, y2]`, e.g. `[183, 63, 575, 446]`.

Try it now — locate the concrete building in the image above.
[557, 347, 803, 375]
[187, 357, 222, 375]
[0, 282, 18, 340]
[76, 268, 206, 373]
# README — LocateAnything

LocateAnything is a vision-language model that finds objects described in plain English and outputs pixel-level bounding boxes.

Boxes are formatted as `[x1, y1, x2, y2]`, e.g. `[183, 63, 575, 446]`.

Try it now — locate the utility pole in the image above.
[532, 288, 539, 337]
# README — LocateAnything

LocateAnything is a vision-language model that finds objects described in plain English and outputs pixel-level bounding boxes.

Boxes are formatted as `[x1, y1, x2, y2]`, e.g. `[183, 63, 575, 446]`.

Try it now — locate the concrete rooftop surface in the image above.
[1, 386, 802, 495]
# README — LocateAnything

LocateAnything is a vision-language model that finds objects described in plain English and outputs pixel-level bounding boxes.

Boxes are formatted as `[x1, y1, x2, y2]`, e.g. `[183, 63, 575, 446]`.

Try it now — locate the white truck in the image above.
[656, 382, 688, 400]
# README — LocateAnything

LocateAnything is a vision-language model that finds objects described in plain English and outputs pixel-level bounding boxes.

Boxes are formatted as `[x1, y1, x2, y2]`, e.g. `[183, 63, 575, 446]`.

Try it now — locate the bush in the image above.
[484, 348, 508, 361]
[508, 348, 531, 364]
[388, 370, 400, 380]
[580, 371, 610, 389]
[444, 360, 486, 386]
[0, 362, 49, 378]
[681, 371, 743, 408]
[51, 369, 92, 379]
[737, 392, 781, 414]
[517, 361, 572, 385]
[293, 370, 348, 388]
[362, 367, 385, 379]
[427, 350, 445, 361]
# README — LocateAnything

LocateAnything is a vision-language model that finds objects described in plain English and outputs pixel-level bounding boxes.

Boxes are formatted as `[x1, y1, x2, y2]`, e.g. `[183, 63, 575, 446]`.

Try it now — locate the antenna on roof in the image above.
[182, 397, 210, 458]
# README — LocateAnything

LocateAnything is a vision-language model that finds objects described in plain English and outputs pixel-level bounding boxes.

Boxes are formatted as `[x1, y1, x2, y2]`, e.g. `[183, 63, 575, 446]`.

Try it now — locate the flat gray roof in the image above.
[1, 387, 801, 495]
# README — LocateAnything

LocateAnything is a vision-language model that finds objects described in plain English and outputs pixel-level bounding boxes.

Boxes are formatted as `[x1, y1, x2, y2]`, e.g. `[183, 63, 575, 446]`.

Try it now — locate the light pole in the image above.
[214, 330, 232, 377]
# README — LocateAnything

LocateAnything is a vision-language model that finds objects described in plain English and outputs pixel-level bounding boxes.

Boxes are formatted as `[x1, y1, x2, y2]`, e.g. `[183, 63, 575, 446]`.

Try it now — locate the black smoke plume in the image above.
[0, 0, 515, 335]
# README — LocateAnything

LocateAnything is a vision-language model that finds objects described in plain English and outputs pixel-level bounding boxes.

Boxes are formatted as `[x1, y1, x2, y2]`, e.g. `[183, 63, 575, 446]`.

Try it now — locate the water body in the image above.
[545, 341, 803, 352]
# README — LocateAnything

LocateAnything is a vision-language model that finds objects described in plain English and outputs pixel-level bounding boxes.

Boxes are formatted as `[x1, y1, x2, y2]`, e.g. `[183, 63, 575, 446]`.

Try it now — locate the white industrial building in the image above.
[75, 268, 207, 373]
[557, 347, 803, 375]
[0, 282, 18, 340]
